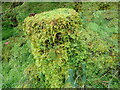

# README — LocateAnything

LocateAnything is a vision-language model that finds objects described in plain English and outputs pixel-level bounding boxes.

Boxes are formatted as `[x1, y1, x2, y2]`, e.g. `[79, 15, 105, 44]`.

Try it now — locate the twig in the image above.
[108, 71, 118, 88]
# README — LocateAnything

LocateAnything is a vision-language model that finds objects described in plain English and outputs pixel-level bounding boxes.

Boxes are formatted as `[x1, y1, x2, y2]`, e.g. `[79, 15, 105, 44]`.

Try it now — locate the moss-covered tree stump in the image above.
[23, 8, 83, 88]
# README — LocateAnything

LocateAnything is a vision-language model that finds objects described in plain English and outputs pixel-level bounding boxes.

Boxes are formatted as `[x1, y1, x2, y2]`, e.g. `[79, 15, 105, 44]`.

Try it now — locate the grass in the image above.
[2, 35, 35, 88]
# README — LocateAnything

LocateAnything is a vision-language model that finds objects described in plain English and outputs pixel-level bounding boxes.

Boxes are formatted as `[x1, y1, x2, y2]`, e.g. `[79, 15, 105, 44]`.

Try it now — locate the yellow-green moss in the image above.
[23, 8, 81, 87]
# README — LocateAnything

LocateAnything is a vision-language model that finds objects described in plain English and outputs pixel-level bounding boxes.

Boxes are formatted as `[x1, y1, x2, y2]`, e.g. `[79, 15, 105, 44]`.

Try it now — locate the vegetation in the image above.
[1, 2, 119, 88]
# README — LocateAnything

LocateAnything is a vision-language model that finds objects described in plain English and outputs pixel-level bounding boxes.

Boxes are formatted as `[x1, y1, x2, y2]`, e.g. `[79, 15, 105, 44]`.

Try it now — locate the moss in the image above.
[23, 7, 119, 87]
[2, 2, 119, 88]
[23, 8, 82, 87]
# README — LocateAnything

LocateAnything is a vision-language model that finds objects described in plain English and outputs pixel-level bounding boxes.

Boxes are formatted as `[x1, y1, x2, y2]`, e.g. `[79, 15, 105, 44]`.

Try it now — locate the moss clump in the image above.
[23, 8, 82, 87]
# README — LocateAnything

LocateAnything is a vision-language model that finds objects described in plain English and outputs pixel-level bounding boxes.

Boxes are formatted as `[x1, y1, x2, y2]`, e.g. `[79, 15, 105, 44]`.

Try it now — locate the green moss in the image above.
[23, 8, 82, 88]
[2, 2, 119, 88]
[23, 7, 119, 88]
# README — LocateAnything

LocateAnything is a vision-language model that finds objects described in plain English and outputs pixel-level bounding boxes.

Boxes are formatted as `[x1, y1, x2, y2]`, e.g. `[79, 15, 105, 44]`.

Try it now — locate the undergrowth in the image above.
[1, 2, 119, 88]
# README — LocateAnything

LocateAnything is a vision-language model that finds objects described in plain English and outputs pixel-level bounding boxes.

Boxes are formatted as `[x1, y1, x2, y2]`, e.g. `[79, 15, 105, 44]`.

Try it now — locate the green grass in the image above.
[2, 35, 35, 88]
[2, 27, 19, 40]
